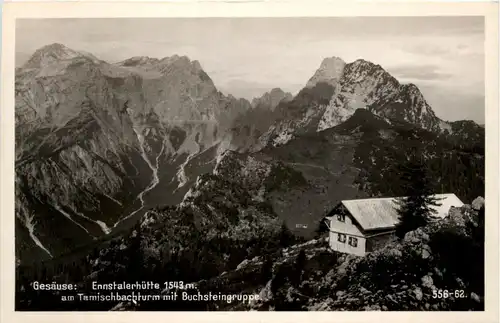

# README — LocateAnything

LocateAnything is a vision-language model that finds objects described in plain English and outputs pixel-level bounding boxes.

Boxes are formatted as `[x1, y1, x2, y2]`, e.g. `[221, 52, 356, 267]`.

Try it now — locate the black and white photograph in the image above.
[4, 7, 496, 316]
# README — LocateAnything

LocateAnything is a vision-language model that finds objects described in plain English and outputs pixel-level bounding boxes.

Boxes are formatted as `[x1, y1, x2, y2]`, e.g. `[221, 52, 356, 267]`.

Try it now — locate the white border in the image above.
[1, 2, 498, 323]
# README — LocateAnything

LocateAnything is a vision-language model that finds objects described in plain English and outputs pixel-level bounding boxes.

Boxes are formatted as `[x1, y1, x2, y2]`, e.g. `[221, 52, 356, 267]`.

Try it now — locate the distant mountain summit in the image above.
[116, 56, 161, 67]
[115, 54, 206, 83]
[306, 57, 346, 89]
[251, 88, 293, 110]
[257, 57, 473, 149]
[226, 88, 293, 152]
[22, 43, 102, 69]
[318, 59, 443, 132]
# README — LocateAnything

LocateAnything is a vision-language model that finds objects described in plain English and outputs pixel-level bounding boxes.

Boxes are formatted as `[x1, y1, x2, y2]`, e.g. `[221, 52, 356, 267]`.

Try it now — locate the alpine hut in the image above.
[323, 193, 464, 256]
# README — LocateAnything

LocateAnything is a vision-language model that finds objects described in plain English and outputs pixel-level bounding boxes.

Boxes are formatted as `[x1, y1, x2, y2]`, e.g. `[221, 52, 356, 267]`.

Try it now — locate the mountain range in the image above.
[15, 43, 484, 265]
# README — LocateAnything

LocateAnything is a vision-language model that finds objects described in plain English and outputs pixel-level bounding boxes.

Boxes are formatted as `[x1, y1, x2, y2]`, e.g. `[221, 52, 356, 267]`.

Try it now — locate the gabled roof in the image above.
[340, 193, 464, 231]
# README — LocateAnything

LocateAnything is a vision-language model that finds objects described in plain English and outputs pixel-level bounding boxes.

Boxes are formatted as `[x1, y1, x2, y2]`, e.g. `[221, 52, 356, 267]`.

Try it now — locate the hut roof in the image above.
[340, 193, 464, 231]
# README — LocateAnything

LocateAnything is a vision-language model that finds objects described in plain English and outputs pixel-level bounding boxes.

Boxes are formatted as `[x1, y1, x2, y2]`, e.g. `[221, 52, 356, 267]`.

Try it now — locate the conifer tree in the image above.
[127, 223, 145, 281]
[293, 249, 306, 286]
[279, 222, 294, 247]
[314, 219, 329, 238]
[260, 255, 273, 284]
[394, 151, 441, 239]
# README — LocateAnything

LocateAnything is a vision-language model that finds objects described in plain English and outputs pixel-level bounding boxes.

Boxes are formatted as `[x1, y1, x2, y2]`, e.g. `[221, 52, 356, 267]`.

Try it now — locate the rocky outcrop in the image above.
[256, 82, 335, 148]
[370, 83, 441, 131]
[471, 196, 485, 210]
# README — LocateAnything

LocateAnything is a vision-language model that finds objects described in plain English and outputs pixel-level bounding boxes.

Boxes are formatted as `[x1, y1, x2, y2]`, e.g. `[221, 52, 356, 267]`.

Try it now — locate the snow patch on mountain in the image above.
[54, 205, 93, 237]
[102, 193, 123, 206]
[18, 211, 52, 258]
[176, 153, 197, 189]
[113, 127, 164, 227]
[95, 221, 112, 235]
[175, 129, 203, 189]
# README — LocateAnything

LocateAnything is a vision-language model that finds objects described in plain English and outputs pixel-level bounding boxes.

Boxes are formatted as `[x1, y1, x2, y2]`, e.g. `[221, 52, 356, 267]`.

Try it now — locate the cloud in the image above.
[387, 65, 452, 81]
[403, 44, 452, 57]
[418, 84, 485, 123]
[402, 40, 483, 59]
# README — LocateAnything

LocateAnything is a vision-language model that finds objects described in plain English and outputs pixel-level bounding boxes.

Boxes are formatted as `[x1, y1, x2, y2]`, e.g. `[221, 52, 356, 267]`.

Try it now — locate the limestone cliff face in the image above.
[318, 59, 402, 130]
[115, 54, 248, 133]
[15, 44, 250, 262]
[227, 88, 293, 152]
[317, 59, 443, 132]
[259, 58, 452, 149]
[305, 57, 346, 89]
[16, 46, 150, 259]
[255, 82, 335, 148]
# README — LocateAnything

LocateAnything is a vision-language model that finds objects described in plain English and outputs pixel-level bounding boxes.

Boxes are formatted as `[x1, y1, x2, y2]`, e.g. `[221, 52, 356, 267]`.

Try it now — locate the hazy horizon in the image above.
[16, 17, 485, 123]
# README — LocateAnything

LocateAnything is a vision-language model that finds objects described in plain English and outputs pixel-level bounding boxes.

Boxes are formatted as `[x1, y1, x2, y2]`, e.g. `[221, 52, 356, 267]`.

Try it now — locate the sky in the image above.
[16, 17, 485, 123]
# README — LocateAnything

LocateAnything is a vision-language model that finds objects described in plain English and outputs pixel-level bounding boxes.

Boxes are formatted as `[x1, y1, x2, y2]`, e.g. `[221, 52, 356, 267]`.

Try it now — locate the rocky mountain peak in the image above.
[158, 55, 201, 71]
[117, 54, 204, 76]
[270, 87, 291, 97]
[117, 56, 161, 67]
[399, 83, 428, 105]
[344, 59, 398, 86]
[191, 60, 203, 71]
[251, 88, 293, 110]
[371, 82, 443, 132]
[22, 43, 100, 69]
[351, 58, 376, 67]
[320, 56, 346, 68]
[316, 59, 401, 131]
[257, 54, 459, 148]
[306, 57, 346, 88]
[403, 83, 420, 93]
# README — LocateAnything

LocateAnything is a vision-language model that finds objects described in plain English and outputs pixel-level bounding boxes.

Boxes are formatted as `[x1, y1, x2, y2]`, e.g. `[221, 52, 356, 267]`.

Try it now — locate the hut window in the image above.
[348, 237, 358, 247]
[337, 233, 346, 243]
[337, 214, 345, 222]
